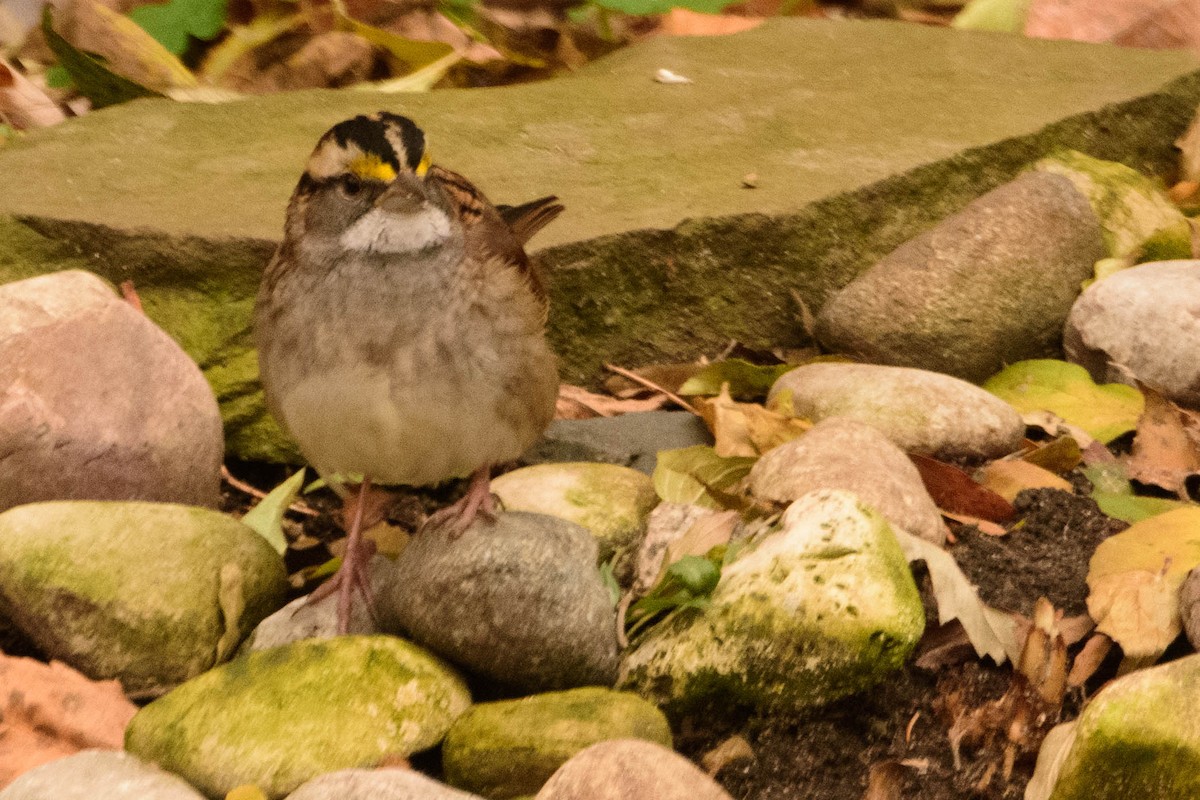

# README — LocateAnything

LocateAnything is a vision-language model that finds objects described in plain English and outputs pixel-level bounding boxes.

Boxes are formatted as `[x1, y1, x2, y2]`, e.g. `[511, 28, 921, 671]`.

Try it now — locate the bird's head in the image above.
[284, 112, 454, 257]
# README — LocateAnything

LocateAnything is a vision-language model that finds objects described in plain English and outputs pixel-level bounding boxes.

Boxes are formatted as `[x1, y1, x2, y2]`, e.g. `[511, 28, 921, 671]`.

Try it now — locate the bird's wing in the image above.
[426, 164, 562, 304]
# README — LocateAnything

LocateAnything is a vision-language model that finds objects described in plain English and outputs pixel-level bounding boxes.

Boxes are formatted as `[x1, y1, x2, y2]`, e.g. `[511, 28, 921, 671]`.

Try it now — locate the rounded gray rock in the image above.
[0, 270, 223, 511]
[286, 769, 483, 800]
[1065, 260, 1200, 407]
[534, 739, 733, 800]
[769, 362, 1023, 459]
[384, 512, 620, 691]
[749, 417, 946, 543]
[0, 751, 205, 800]
[815, 171, 1104, 382]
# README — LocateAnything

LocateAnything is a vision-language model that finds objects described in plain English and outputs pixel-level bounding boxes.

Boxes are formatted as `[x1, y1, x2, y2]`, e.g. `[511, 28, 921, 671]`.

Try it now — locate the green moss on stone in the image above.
[125, 635, 471, 799]
[443, 686, 670, 798]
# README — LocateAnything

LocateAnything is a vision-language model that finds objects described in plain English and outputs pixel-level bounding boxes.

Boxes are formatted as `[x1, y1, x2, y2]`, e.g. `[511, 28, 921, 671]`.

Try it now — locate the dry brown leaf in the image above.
[1058, 613, 1095, 646]
[0, 58, 66, 129]
[1022, 436, 1082, 475]
[1067, 632, 1113, 687]
[863, 760, 907, 800]
[700, 733, 755, 776]
[915, 621, 978, 670]
[1016, 598, 1067, 706]
[941, 512, 1007, 537]
[1026, 0, 1200, 48]
[1087, 567, 1180, 660]
[663, 509, 738, 568]
[556, 383, 668, 419]
[977, 460, 1073, 503]
[602, 362, 703, 398]
[911, 454, 1015, 522]
[60, 0, 197, 91]
[657, 8, 764, 36]
[0, 655, 136, 787]
[1123, 384, 1200, 493]
[694, 384, 810, 457]
[1087, 506, 1200, 660]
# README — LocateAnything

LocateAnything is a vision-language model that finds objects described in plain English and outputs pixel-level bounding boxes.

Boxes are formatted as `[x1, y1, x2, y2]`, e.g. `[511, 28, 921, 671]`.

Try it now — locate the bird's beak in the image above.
[375, 172, 425, 216]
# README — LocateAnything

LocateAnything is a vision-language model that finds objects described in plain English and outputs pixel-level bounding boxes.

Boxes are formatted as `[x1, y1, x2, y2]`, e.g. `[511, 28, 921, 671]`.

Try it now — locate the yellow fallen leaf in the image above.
[1087, 569, 1178, 660]
[977, 460, 1072, 502]
[1086, 506, 1200, 659]
[694, 384, 810, 457]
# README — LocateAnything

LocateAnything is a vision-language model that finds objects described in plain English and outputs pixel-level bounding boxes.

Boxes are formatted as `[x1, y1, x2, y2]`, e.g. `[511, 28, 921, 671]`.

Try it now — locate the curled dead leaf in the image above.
[977, 460, 1072, 503]
[694, 384, 810, 457]
[1123, 383, 1200, 494]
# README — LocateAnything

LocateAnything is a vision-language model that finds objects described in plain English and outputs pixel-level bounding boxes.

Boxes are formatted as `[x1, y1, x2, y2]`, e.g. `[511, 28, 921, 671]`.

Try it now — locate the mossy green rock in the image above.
[0, 501, 286, 696]
[1035, 149, 1186, 258]
[125, 635, 471, 799]
[1048, 654, 1200, 800]
[443, 687, 671, 799]
[619, 489, 923, 713]
[491, 464, 658, 564]
[1, 20, 1198, 461]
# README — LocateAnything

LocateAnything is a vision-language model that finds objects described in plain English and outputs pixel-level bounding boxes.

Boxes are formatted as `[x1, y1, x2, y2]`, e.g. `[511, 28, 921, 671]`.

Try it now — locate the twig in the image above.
[221, 465, 320, 517]
[615, 590, 633, 649]
[119, 281, 144, 314]
[603, 363, 700, 416]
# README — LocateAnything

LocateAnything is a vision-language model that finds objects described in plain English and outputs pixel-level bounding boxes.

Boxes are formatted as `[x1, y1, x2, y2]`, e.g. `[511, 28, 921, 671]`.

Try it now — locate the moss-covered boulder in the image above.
[443, 687, 671, 799]
[1034, 149, 1186, 259]
[491, 463, 658, 564]
[125, 635, 471, 799]
[0, 501, 286, 696]
[619, 489, 923, 713]
[1042, 654, 1200, 800]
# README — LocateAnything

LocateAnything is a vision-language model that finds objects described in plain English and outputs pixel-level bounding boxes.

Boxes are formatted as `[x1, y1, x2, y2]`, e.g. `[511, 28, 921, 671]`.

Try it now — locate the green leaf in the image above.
[666, 554, 720, 595]
[983, 359, 1144, 443]
[589, 0, 735, 16]
[130, 0, 229, 55]
[45, 65, 73, 89]
[652, 445, 756, 509]
[599, 560, 620, 607]
[951, 0, 1030, 32]
[241, 468, 306, 555]
[42, 7, 163, 108]
[1081, 463, 1131, 495]
[679, 359, 796, 400]
[1092, 493, 1190, 525]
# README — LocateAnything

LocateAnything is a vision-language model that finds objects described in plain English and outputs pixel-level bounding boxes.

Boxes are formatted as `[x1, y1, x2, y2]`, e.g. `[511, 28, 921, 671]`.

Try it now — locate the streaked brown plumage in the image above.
[254, 112, 561, 632]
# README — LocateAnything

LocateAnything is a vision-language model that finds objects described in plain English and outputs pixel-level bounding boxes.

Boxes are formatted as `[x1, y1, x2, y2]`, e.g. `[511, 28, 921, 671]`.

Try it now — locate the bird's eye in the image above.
[340, 174, 364, 197]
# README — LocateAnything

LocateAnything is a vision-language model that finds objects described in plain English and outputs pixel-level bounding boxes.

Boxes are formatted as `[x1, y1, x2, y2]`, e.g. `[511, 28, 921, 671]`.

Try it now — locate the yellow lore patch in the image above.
[347, 153, 398, 183]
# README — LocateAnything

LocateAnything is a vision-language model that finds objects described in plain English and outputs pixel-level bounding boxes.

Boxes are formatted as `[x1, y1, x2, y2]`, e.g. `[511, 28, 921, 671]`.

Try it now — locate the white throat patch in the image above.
[340, 206, 452, 254]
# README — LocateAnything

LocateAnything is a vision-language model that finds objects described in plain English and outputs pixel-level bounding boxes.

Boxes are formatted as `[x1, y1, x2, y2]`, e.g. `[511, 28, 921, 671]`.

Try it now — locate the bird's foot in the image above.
[307, 479, 379, 634]
[422, 466, 496, 539]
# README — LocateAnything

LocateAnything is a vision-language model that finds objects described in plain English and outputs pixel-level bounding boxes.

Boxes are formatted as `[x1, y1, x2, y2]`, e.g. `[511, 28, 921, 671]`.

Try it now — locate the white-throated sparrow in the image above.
[255, 112, 562, 632]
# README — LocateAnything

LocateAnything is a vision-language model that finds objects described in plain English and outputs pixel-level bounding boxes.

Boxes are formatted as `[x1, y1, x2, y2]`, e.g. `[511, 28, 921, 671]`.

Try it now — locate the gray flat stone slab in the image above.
[1, 19, 1197, 461]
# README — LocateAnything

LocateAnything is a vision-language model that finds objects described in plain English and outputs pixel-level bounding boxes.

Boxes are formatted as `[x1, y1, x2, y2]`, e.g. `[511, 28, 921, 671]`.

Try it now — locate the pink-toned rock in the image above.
[534, 739, 733, 800]
[0, 270, 222, 510]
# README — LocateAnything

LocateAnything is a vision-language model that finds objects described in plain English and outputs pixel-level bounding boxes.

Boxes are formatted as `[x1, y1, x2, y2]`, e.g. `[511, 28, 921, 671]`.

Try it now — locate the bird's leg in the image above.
[308, 477, 378, 634]
[422, 465, 496, 538]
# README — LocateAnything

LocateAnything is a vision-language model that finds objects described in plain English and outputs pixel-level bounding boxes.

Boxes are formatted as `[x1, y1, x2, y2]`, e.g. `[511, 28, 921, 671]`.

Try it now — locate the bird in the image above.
[254, 111, 562, 633]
